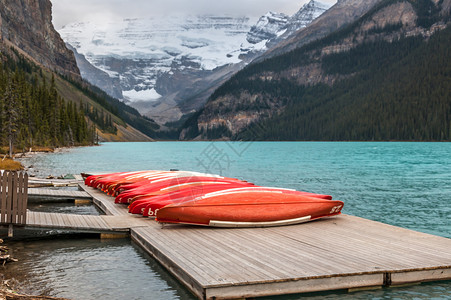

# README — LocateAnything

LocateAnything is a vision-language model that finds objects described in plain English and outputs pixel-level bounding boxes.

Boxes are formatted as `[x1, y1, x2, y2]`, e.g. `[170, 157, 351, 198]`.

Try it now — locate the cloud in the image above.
[52, 0, 337, 28]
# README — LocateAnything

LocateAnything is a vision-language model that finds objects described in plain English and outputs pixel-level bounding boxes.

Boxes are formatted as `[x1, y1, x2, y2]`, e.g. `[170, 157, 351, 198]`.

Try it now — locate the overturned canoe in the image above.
[116, 176, 252, 204]
[129, 181, 256, 216]
[156, 188, 343, 227]
[142, 186, 332, 217]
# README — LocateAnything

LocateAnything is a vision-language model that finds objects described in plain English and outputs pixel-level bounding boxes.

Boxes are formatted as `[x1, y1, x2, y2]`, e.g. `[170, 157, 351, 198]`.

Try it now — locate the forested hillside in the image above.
[239, 28, 451, 140]
[0, 49, 93, 153]
[182, 0, 451, 141]
[0, 0, 161, 151]
[0, 44, 162, 154]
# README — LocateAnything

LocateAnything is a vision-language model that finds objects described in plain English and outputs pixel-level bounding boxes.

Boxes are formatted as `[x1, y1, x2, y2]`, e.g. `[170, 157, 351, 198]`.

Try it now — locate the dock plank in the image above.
[87, 214, 108, 230]
[224, 227, 361, 275]
[262, 223, 412, 268]
[271, 217, 451, 267]
[141, 226, 263, 283]
[80, 215, 96, 229]
[189, 228, 297, 280]
[54, 212, 66, 229]
[28, 178, 80, 188]
[334, 215, 451, 254]
[24, 211, 132, 233]
[28, 188, 92, 201]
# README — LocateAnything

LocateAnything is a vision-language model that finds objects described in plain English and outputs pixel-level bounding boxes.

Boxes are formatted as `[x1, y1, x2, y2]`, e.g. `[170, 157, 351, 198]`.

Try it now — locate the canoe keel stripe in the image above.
[208, 215, 312, 228]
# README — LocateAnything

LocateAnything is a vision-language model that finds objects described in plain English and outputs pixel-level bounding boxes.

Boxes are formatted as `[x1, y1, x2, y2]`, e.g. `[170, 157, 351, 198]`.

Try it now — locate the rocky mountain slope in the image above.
[182, 0, 451, 141]
[67, 44, 123, 100]
[57, 0, 332, 125]
[0, 0, 154, 142]
[0, 0, 80, 79]
[259, 0, 384, 60]
[247, 0, 331, 49]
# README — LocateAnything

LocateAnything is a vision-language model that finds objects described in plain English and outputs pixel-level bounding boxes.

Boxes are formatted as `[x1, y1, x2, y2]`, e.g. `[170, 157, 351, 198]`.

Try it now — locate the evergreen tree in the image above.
[1, 76, 20, 156]
[0, 50, 94, 151]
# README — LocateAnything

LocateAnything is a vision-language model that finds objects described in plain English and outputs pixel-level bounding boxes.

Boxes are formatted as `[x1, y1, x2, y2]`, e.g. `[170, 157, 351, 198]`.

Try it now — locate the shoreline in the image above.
[15, 145, 88, 159]
[0, 288, 69, 300]
[15, 146, 87, 179]
[1, 151, 77, 300]
[0, 240, 70, 300]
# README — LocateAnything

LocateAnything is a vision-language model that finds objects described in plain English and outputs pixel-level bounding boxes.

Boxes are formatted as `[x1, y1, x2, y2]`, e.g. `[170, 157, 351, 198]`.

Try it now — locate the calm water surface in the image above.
[7, 142, 451, 299]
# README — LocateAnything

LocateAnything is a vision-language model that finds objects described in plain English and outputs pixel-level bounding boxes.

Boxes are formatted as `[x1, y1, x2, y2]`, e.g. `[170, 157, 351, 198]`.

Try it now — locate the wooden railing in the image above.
[0, 171, 28, 236]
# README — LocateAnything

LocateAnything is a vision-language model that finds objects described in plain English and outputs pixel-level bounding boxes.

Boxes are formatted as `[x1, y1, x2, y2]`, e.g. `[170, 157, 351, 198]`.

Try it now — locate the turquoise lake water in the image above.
[9, 142, 451, 299]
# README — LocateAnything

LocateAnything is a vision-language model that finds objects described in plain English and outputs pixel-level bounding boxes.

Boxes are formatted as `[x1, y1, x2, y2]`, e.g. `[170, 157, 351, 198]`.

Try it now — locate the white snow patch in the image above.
[276, 28, 288, 37]
[123, 88, 161, 102]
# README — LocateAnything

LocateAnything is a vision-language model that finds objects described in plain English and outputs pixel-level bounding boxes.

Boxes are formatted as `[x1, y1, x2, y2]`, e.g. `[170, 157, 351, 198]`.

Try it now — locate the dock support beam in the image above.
[8, 224, 13, 237]
[100, 233, 129, 239]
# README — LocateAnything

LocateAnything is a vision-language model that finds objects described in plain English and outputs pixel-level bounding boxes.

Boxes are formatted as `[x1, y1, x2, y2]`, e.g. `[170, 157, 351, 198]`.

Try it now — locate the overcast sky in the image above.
[52, 0, 337, 29]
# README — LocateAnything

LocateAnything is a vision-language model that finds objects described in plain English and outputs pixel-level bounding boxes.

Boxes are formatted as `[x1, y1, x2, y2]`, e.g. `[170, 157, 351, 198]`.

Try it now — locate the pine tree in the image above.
[1, 76, 21, 156]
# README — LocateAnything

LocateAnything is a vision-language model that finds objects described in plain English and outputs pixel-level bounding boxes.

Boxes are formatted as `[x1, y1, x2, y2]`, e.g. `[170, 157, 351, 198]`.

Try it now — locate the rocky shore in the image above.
[0, 240, 68, 299]
[0, 282, 68, 300]
[1, 152, 72, 300]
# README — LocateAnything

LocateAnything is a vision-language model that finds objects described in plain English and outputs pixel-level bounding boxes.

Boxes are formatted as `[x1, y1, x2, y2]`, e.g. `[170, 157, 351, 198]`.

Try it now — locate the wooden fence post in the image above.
[0, 171, 29, 237]
[0, 172, 7, 224]
[18, 172, 29, 224]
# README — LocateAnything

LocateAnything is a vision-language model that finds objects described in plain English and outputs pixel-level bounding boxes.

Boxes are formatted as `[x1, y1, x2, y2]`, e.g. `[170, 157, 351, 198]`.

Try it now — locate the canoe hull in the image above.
[156, 191, 344, 227]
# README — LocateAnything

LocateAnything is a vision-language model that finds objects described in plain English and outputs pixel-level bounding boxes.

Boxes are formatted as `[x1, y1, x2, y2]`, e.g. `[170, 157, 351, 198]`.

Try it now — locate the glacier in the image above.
[58, 0, 333, 122]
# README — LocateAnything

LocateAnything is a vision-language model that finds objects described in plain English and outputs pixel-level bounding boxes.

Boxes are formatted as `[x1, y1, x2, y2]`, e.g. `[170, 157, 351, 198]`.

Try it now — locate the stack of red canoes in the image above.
[84, 170, 344, 227]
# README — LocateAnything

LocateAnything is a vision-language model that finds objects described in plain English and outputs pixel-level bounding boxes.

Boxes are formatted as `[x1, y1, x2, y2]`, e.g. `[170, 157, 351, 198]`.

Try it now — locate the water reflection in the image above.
[2, 238, 195, 300]
[258, 281, 451, 299]
[27, 202, 102, 215]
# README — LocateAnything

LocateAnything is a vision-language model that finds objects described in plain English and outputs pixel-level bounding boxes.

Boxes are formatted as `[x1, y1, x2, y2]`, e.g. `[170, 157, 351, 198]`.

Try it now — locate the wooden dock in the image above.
[25, 211, 147, 234]
[28, 178, 80, 188]
[78, 183, 451, 300]
[28, 188, 92, 202]
[4, 179, 451, 299]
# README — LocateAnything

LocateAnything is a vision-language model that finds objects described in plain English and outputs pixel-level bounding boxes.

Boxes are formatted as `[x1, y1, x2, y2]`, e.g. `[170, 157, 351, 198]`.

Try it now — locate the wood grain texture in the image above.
[12, 181, 451, 300]
[0, 171, 28, 225]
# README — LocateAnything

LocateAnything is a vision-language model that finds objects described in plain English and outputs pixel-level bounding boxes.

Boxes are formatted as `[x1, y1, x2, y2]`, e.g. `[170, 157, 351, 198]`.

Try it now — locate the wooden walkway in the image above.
[78, 184, 451, 300]
[20, 182, 147, 234]
[28, 178, 80, 188]
[28, 188, 92, 201]
[78, 184, 130, 216]
[25, 211, 147, 233]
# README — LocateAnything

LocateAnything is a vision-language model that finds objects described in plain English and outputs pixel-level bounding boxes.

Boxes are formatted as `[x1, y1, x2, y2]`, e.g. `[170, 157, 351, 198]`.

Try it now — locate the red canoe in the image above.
[115, 176, 251, 204]
[126, 180, 253, 209]
[129, 181, 256, 215]
[86, 170, 170, 191]
[156, 189, 343, 227]
[115, 174, 239, 194]
[138, 186, 333, 217]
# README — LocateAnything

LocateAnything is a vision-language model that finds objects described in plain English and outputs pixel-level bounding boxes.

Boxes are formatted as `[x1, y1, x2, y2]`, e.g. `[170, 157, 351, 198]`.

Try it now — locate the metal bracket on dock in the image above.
[384, 273, 392, 286]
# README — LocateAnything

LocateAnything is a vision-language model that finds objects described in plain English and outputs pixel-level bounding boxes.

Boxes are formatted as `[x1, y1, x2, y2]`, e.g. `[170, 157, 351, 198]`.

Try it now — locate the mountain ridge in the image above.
[58, 0, 332, 126]
[0, 0, 156, 144]
[257, 0, 383, 61]
[0, 0, 80, 79]
[181, 0, 451, 141]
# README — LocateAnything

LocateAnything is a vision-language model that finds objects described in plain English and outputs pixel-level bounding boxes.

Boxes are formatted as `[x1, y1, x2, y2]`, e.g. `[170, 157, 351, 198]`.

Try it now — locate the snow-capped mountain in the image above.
[287, 0, 332, 34]
[58, 0, 332, 124]
[247, 0, 332, 47]
[59, 15, 256, 102]
[246, 12, 290, 44]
